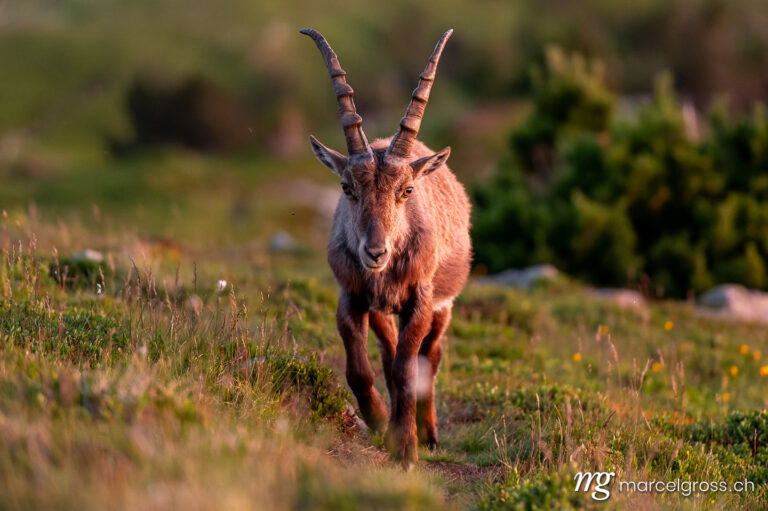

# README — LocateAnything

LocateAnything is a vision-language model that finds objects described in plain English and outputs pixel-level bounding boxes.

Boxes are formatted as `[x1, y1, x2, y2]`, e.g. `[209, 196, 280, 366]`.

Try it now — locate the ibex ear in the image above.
[409, 146, 451, 179]
[309, 135, 348, 176]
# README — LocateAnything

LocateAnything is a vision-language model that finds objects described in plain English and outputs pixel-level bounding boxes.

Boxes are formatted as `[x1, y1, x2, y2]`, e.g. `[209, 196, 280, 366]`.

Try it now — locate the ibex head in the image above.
[302, 28, 452, 272]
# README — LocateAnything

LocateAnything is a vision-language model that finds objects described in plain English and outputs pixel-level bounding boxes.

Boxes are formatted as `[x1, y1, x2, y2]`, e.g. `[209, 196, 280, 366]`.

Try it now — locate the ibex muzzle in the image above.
[361, 217, 390, 270]
[302, 27, 471, 470]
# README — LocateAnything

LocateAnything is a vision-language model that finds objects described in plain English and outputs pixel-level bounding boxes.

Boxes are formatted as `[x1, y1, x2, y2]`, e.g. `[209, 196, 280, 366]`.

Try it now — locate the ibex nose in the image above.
[365, 246, 388, 262]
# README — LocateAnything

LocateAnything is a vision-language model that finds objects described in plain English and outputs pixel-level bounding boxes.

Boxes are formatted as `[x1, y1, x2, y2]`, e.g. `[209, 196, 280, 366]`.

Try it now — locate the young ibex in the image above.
[301, 28, 471, 469]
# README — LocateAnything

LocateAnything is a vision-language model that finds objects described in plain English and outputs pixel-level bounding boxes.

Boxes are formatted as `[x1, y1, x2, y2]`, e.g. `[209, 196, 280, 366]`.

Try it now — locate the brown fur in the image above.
[303, 29, 471, 469]
[325, 138, 471, 469]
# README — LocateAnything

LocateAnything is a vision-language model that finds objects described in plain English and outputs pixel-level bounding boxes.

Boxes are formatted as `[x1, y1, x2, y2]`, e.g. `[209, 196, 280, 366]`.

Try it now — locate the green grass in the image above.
[1, 107, 766, 507]
[2, 3, 768, 508]
[0, 220, 455, 510]
[2, 202, 767, 509]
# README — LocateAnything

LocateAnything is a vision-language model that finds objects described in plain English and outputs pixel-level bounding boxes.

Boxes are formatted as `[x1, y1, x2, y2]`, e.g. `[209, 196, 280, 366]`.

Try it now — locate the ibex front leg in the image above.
[386, 287, 433, 470]
[369, 311, 398, 418]
[337, 293, 389, 433]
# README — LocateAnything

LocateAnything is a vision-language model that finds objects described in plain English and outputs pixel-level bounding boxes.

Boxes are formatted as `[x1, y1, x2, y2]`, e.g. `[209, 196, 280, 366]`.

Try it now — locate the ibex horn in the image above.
[300, 28, 372, 157]
[387, 29, 453, 159]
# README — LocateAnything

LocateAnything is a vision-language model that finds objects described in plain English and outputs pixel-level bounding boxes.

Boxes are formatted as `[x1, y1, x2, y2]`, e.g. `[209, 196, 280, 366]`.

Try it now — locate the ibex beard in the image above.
[302, 28, 471, 470]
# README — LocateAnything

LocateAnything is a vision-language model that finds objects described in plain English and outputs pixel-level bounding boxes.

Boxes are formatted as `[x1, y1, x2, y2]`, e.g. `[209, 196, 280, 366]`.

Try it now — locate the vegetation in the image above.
[473, 48, 768, 297]
[6, 0, 768, 177]
[2, 209, 768, 509]
[2, 1, 768, 509]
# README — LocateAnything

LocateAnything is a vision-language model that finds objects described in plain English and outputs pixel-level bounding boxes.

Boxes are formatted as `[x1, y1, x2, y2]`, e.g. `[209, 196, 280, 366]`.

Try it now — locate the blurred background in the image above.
[3, 0, 768, 298]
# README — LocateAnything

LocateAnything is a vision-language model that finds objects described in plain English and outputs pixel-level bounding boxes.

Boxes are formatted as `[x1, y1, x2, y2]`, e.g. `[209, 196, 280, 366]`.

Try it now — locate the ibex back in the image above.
[301, 28, 471, 470]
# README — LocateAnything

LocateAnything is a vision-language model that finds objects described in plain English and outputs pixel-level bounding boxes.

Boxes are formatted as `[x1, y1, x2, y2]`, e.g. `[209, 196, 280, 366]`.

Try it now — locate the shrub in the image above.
[118, 75, 254, 152]
[473, 53, 768, 297]
[510, 47, 613, 180]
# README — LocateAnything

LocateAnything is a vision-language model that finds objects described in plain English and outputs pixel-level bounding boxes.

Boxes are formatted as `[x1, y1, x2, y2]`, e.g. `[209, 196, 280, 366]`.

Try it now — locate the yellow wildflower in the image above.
[652, 362, 662, 372]
[740, 344, 749, 355]
[730, 366, 739, 377]
[573, 352, 582, 362]
[664, 320, 674, 331]
[722, 393, 731, 403]
[759, 365, 768, 378]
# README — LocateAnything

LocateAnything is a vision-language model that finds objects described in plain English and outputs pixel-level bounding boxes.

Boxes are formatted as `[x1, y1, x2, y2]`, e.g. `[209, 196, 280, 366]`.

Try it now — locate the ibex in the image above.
[301, 28, 471, 469]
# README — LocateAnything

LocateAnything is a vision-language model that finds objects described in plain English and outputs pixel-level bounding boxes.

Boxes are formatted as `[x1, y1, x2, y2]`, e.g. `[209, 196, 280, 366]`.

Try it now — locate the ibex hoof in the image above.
[385, 424, 418, 469]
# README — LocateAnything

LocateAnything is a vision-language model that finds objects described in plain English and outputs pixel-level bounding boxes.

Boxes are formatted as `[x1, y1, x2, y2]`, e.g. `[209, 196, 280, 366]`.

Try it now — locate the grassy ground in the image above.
[1, 148, 767, 510]
[2, 3, 768, 509]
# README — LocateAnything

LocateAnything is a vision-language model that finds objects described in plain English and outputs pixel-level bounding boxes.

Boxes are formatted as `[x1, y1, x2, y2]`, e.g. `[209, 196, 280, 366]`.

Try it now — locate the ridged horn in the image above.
[387, 29, 453, 159]
[300, 28, 371, 157]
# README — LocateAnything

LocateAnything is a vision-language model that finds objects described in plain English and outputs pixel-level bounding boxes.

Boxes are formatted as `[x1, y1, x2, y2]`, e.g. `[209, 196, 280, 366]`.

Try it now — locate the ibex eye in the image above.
[341, 183, 352, 195]
[402, 187, 413, 198]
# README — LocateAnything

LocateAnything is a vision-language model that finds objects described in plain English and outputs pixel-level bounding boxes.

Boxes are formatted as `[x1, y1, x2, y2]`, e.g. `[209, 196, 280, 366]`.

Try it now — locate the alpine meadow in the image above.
[1, 1, 768, 510]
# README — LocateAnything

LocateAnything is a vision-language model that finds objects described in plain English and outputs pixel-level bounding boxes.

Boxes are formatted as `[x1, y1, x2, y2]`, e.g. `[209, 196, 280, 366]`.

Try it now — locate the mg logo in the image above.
[574, 471, 616, 501]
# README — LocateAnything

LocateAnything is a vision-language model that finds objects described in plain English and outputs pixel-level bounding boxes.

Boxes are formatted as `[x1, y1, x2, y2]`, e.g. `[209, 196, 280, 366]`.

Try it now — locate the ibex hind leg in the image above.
[416, 306, 451, 450]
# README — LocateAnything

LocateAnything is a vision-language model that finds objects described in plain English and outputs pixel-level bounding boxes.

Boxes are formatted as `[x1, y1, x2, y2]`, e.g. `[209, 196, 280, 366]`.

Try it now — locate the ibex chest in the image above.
[365, 275, 410, 314]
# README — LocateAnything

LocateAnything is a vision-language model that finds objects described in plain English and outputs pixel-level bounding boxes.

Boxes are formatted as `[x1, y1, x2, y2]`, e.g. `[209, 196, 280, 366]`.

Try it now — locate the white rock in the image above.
[286, 179, 339, 220]
[699, 284, 768, 324]
[591, 288, 646, 309]
[269, 230, 298, 253]
[71, 249, 104, 263]
[478, 264, 559, 290]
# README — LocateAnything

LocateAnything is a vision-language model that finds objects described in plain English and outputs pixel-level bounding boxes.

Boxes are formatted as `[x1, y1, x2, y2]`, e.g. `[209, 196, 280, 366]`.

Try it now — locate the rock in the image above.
[591, 288, 646, 309]
[345, 403, 370, 436]
[269, 230, 298, 253]
[699, 284, 768, 324]
[478, 264, 559, 290]
[71, 249, 104, 263]
[287, 179, 339, 220]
